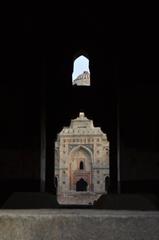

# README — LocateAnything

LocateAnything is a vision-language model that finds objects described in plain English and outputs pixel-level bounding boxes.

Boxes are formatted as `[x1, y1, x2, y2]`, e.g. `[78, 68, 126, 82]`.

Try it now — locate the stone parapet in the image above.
[0, 210, 159, 240]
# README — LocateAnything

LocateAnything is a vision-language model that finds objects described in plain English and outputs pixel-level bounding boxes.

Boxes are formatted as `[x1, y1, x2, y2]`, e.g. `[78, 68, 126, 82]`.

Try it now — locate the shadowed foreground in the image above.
[0, 209, 159, 240]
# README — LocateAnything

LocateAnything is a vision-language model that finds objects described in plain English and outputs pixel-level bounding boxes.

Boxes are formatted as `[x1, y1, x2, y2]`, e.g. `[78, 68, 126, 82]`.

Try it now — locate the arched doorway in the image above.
[76, 178, 88, 191]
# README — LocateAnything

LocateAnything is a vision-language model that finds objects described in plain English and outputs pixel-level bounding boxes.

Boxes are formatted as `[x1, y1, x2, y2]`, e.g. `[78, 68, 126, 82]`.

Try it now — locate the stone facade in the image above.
[54, 113, 109, 205]
[72, 71, 90, 86]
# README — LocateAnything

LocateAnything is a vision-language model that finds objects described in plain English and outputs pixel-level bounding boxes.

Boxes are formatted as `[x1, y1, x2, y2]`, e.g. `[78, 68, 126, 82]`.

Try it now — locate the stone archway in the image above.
[69, 145, 93, 191]
[76, 178, 88, 191]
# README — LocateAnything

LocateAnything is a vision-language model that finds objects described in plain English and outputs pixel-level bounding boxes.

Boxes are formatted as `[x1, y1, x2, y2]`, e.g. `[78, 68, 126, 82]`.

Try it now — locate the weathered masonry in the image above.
[55, 112, 109, 205]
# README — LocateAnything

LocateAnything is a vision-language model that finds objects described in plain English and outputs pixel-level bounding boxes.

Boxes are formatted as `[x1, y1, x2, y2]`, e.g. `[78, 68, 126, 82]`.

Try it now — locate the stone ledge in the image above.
[0, 210, 159, 240]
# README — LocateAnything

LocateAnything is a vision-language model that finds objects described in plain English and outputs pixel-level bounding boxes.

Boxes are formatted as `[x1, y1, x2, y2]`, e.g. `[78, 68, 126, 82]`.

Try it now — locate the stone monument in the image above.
[72, 71, 90, 86]
[54, 112, 109, 205]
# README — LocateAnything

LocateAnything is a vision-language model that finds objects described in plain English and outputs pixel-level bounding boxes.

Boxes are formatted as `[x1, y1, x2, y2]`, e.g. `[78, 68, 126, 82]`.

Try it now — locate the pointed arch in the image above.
[72, 51, 90, 86]
[70, 144, 92, 155]
[72, 49, 89, 62]
[69, 145, 93, 191]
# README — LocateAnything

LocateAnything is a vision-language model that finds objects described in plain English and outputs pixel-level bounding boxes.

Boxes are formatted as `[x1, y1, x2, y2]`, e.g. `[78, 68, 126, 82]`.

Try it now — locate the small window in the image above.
[72, 55, 90, 86]
[80, 161, 84, 170]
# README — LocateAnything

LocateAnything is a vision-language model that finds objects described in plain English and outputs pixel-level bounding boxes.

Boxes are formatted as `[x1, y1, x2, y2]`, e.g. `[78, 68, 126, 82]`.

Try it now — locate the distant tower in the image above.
[54, 112, 110, 205]
[73, 71, 90, 86]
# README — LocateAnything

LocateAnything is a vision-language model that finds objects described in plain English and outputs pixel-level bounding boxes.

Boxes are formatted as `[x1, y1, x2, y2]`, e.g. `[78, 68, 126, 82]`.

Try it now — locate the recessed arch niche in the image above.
[69, 145, 93, 191]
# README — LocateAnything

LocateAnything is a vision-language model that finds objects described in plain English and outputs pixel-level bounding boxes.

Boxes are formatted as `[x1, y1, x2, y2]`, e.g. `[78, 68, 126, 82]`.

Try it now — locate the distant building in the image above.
[54, 112, 110, 205]
[73, 71, 90, 86]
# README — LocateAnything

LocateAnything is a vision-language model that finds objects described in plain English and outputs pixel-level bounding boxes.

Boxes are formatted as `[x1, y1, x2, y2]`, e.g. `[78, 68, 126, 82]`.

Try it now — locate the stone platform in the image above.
[58, 192, 102, 205]
[0, 209, 159, 240]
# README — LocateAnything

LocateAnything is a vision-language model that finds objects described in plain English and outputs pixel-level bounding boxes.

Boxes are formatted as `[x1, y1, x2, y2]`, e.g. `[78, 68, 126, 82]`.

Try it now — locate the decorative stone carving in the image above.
[54, 112, 109, 205]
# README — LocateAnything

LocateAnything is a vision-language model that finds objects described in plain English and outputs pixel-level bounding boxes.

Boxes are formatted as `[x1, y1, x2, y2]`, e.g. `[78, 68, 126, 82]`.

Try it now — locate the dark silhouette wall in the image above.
[0, 6, 159, 206]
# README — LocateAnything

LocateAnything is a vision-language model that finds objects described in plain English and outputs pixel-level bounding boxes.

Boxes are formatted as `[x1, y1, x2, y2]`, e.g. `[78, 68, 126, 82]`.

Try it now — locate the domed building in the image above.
[54, 112, 110, 205]
[73, 71, 90, 86]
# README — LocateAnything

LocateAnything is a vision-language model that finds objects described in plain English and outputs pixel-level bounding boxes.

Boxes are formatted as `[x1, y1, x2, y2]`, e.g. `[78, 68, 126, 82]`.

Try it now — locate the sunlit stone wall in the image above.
[55, 112, 109, 205]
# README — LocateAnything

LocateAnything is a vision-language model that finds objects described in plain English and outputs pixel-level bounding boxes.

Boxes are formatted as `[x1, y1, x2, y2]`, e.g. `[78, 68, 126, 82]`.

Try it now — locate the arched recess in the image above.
[79, 161, 84, 170]
[69, 145, 93, 171]
[72, 50, 91, 86]
[69, 145, 93, 191]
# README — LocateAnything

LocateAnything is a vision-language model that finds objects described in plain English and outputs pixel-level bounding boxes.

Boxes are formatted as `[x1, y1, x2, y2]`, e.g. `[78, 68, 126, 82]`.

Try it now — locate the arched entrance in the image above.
[69, 145, 93, 191]
[76, 178, 88, 191]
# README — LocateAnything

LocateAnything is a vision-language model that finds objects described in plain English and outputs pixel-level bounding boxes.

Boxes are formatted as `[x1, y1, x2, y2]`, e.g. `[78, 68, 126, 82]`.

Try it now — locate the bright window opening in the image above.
[72, 55, 90, 86]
